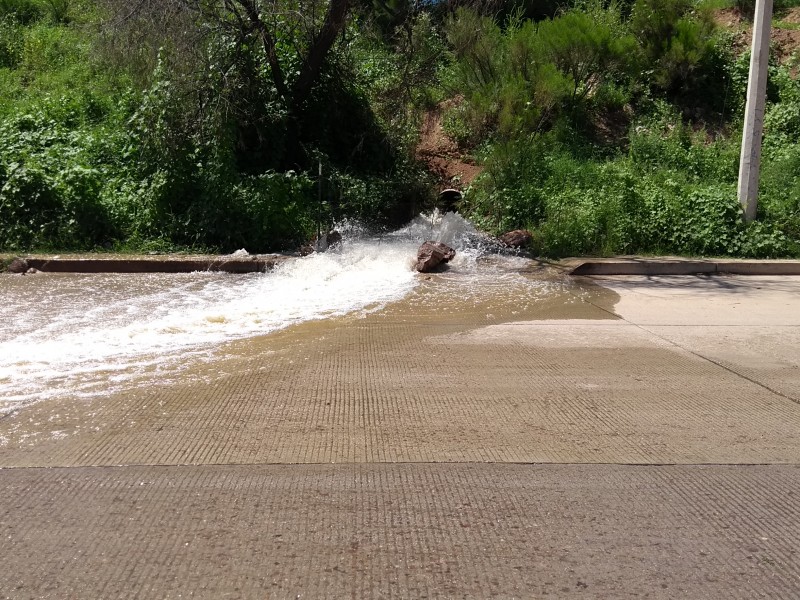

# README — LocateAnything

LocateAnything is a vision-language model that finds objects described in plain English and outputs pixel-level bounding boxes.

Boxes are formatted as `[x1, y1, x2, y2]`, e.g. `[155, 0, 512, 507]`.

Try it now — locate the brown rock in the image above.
[304, 230, 343, 255]
[326, 230, 342, 248]
[7, 258, 29, 274]
[499, 229, 533, 248]
[416, 241, 456, 273]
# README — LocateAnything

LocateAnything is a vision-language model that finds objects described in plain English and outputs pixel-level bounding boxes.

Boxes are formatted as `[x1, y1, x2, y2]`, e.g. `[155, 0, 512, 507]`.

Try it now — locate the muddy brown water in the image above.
[0, 261, 621, 459]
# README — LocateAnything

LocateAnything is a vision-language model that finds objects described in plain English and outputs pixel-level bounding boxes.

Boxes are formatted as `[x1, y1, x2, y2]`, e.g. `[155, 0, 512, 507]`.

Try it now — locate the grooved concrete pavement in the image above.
[2, 271, 800, 598]
[2, 464, 799, 599]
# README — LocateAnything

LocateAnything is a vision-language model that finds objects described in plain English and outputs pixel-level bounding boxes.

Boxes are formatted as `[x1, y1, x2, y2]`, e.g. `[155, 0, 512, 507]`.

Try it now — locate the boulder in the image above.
[415, 241, 455, 273]
[326, 230, 342, 248]
[7, 258, 29, 274]
[499, 229, 533, 248]
[305, 230, 343, 255]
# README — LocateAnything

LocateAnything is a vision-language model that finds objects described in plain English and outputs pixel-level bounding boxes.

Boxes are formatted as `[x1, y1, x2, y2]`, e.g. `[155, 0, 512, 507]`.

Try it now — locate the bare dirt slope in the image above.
[715, 7, 800, 63]
[415, 99, 483, 193]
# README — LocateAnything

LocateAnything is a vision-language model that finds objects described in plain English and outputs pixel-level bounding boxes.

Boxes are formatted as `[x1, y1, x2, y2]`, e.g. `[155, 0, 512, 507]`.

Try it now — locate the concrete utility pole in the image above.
[737, 0, 773, 222]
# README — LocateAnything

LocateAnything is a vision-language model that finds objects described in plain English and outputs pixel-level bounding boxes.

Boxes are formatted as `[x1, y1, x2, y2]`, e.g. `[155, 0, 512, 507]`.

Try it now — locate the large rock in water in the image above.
[416, 241, 455, 273]
[7, 258, 29, 274]
[499, 229, 533, 248]
[306, 230, 342, 254]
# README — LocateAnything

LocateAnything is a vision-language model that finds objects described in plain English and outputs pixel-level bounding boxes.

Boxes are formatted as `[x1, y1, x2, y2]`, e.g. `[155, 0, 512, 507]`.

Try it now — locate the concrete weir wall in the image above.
[7, 255, 800, 276]
[569, 258, 800, 276]
[4, 255, 289, 274]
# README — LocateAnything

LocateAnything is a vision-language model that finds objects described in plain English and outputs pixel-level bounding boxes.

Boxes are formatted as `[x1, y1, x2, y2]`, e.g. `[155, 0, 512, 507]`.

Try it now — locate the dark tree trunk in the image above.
[233, 0, 352, 168]
[291, 0, 350, 110]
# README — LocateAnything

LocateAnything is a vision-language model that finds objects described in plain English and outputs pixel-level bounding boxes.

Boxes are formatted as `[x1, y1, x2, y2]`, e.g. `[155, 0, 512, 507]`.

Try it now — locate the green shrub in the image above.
[0, 0, 41, 24]
[41, 0, 70, 24]
[53, 163, 116, 246]
[209, 171, 316, 252]
[631, 0, 731, 111]
[535, 8, 635, 106]
[446, 5, 636, 141]
[737, 220, 795, 258]
[463, 111, 798, 259]
[0, 158, 117, 251]
[0, 17, 24, 68]
[669, 187, 742, 255]
[629, 106, 739, 182]
[0, 163, 60, 248]
[763, 65, 800, 159]
[760, 143, 800, 240]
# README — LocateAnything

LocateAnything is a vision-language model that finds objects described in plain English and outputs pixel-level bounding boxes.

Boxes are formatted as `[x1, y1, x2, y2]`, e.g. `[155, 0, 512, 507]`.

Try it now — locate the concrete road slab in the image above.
[3, 270, 800, 598]
[587, 274, 800, 406]
[2, 274, 800, 467]
[591, 275, 800, 326]
[1, 464, 798, 599]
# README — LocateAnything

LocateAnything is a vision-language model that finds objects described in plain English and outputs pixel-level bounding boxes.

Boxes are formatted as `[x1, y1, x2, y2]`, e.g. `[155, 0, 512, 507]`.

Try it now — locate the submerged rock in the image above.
[326, 230, 342, 248]
[302, 230, 343, 255]
[499, 229, 533, 248]
[7, 258, 29, 274]
[415, 241, 455, 273]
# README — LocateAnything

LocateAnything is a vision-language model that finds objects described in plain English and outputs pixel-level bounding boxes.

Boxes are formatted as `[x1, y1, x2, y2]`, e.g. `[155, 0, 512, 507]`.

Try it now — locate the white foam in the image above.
[0, 213, 508, 410]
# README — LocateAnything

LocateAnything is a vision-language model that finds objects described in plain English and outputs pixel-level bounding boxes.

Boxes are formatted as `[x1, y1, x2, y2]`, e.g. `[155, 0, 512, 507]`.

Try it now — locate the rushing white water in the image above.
[0, 212, 509, 411]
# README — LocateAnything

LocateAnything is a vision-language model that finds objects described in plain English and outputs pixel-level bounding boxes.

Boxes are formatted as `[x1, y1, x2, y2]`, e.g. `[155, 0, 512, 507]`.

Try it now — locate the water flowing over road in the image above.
[0, 212, 554, 412]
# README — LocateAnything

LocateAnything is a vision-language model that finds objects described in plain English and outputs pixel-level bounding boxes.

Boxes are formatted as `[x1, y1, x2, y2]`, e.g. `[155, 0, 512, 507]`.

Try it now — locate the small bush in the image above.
[0, 0, 41, 24]
[763, 66, 800, 159]
[463, 110, 798, 259]
[0, 17, 24, 68]
[41, 0, 70, 24]
[631, 0, 731, 112]
[0, 163, 61, 249]
[629, 104, 739, 182]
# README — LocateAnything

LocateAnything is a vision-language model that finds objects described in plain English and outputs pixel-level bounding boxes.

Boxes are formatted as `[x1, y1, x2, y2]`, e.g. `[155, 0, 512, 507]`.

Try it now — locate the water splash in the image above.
[0, 213, 539, 411]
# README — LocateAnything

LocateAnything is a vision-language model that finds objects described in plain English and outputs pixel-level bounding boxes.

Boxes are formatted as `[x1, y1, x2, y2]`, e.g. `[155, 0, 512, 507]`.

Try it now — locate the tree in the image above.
[101, 0, 353, 169]
[223, 0, 351, 114]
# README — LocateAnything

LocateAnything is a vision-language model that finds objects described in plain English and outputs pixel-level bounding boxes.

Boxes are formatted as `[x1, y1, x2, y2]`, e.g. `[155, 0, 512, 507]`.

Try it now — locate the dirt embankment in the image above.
[714, 7, 800, 64]
[416, 9, 800, 191]
[415, 99, 483, 193]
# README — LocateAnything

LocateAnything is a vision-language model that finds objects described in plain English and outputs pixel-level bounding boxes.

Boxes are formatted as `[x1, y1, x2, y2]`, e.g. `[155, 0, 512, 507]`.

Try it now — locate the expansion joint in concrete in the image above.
[583, 296, 800, 407]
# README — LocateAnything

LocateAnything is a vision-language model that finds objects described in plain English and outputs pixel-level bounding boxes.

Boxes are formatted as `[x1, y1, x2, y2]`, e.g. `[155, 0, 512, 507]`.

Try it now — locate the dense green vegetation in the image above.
[0, 0, 799, 256]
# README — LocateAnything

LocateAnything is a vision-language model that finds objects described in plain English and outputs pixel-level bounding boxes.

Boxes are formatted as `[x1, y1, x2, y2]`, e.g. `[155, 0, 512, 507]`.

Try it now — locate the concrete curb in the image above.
[2, 255, 290, 274]
[568, 259, 800, 276]
[5, 254, 800, 276]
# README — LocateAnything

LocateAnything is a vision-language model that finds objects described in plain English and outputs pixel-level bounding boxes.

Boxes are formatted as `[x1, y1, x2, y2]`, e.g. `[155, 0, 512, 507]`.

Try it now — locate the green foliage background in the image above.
[1, 0, 799, 257]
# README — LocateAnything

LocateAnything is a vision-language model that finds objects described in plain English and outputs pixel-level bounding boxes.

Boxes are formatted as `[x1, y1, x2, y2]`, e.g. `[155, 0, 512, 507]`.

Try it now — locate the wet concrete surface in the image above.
[2, 270, 800, 597]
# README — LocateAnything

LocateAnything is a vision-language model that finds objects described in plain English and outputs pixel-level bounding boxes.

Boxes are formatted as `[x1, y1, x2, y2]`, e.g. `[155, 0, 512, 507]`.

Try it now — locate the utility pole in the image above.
[737, 0, 773, 222]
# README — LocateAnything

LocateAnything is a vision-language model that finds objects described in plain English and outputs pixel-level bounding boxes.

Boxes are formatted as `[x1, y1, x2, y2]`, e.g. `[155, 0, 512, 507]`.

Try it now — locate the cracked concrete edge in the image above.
[565, 257, 800, 276]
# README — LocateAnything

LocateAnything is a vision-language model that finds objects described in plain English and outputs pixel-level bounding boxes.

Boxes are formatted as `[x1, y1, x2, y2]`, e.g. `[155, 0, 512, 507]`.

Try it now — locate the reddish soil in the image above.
[414, 9, 800, 188]
[713, 7, 800, 64]
[415, 99, 483, 192]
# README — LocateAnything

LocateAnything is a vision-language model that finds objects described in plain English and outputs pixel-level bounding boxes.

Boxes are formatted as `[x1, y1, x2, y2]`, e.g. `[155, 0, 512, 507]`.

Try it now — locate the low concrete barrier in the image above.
[20, 256, 288, 274]
[570, 259, 800, 276]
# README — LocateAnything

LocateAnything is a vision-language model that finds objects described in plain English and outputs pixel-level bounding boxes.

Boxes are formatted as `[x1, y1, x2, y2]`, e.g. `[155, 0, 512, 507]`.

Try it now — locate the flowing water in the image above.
[0, 213, 593, 414]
